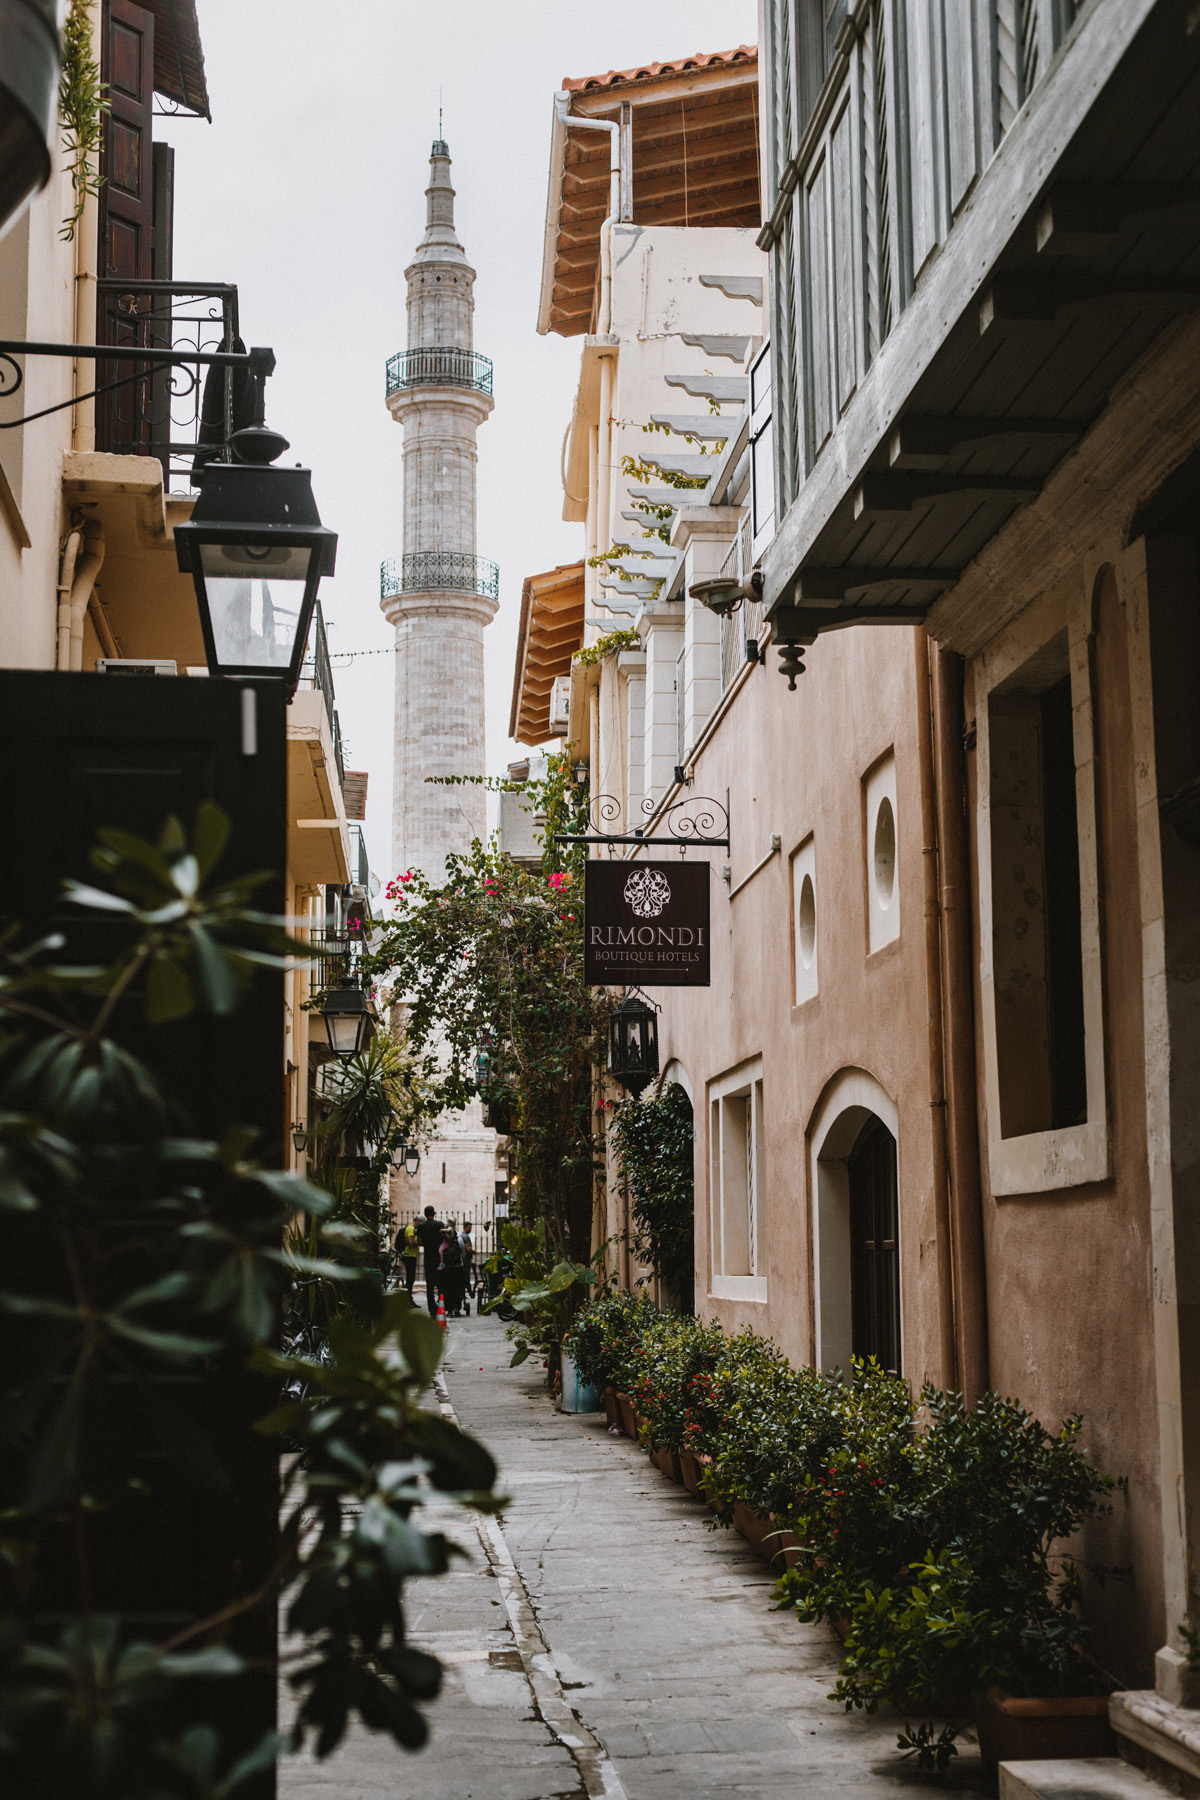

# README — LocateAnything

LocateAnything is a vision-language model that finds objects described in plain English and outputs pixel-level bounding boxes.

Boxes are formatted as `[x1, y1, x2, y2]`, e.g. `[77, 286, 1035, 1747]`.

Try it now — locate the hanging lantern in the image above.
[318, 985, 372, 1059]
[608, 995, 659, 1097]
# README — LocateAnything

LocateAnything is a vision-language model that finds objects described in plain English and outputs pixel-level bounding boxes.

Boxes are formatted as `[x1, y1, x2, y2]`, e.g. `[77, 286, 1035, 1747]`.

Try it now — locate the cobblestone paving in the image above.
[281, 1308, 987, 1799]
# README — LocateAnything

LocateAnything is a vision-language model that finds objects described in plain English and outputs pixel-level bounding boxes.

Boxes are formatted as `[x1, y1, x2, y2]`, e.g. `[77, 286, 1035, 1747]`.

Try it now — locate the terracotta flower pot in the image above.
[651, 1445, 681, 1482]
[678, 1450, 704, 1497]
[603, 1387, 620, 1431]
[616, 1392, 637, 1438]
[972, 1686, 1112, 1774]
[731, 1502, 802, 1571]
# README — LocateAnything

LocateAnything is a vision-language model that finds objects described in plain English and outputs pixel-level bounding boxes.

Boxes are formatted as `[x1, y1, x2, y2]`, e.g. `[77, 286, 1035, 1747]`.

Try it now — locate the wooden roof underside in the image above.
[550, 71, 761, 337]
[510, 564, 586, 746]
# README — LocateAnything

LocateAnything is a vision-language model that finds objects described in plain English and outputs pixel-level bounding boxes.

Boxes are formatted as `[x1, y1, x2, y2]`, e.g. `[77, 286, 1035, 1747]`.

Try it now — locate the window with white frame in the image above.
[977, 616, 1108, 1195]
[708, 1059, 766, 1299]
[792, 833, 818, 1004]
[750, 341, 775, 558]
[863, 751, 899, 953]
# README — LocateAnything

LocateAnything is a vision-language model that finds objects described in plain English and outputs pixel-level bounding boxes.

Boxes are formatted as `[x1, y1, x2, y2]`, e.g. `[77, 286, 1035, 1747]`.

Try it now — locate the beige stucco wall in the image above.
[650, 622, 951, 1387]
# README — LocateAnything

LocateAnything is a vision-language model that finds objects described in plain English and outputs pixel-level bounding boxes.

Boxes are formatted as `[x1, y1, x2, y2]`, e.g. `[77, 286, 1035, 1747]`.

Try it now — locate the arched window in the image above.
[808, 1069, 901, 1375]
[848, 1117, 900, 1374]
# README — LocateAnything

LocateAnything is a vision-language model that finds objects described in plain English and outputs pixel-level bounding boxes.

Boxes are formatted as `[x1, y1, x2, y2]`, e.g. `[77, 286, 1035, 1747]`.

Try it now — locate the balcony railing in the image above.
[348, 824, 369, 889]
[386, 346, 493, 397]
[297, 601, 346, 790]
[309, 933, 350, 996]
[95, 280, 239, 489]
[380, 552, 500, 602]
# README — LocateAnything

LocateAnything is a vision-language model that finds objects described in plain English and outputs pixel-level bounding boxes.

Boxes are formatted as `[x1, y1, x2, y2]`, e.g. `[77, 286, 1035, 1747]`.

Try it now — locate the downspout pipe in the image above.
[932, 645, 988, 1400]
[57, 525, 83, 669]
[540, 95, 620, 336]
[67, 519, 105, 671]
[914, 627, 958, 1391]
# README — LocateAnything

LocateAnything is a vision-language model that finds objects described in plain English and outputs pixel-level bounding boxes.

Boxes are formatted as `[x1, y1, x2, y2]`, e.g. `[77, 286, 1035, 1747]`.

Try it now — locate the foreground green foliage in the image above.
[565, 1299, 1126, 1753]
[0, 808, 499, 1797]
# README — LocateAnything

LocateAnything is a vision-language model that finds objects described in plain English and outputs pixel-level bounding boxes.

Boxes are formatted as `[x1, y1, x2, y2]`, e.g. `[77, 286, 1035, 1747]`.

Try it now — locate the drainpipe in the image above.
[598, 349, 615, 563]
[553, 101, 622, 566]
[67, 519, 105, 670]
[914, 628, 958, 1390]
[932, 645, 988, 1401]
[542, 96, 621, 334]
[56, 525, 83, 668]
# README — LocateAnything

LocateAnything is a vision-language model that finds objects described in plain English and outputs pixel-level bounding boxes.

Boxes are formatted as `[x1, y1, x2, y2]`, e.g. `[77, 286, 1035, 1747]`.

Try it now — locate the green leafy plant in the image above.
[608, 1083, 696, 1308]
[487, 1221, 602, 1365]
[573, 627, 641, 669]
[364, 846, 608, 1266]
[562, 1287, 662, 1395]
[58, 0, 109, 243]
[0, 807, 500, 1797]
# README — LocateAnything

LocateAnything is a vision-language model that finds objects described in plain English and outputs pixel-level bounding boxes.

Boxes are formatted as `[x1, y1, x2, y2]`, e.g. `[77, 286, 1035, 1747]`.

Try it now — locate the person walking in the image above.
[440, 1222, 467, 1317]
[416, 1205, 445, 1314]
[460, 1221, 475, 1304]
[398, 1216, 420, 1298]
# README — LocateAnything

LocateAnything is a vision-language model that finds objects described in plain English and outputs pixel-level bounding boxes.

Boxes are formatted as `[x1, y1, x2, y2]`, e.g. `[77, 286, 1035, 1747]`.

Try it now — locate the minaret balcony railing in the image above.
[380, 552, 500, 602]
[385, 346, 493, 397]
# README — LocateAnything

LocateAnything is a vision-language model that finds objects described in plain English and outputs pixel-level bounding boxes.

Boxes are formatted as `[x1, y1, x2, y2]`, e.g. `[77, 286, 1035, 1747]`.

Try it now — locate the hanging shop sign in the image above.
[584, 859, 710, 987]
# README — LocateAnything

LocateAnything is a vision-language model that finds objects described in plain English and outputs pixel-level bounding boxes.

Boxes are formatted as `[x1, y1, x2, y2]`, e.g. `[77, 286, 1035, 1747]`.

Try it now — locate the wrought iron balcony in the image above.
[297, 600, 346, 790]
[380, 552, 500, 602]
[385, 345, 493, 397]
[348, 823, 369, 890]
[95, 280, 240, 489]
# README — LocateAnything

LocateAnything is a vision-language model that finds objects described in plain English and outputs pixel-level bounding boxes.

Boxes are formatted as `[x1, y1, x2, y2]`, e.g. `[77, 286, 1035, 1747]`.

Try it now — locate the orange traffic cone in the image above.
[436, 1294, 448, 1331]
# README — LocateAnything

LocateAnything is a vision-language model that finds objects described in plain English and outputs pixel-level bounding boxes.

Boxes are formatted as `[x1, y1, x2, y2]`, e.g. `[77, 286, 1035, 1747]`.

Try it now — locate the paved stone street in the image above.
[281, 1309, 987, 1799]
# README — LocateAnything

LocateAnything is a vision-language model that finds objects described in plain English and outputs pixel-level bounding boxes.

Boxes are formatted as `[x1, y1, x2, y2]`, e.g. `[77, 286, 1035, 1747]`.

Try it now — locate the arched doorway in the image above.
[808, 1069, 902, 1376]
[848, 1117, 900, 1373]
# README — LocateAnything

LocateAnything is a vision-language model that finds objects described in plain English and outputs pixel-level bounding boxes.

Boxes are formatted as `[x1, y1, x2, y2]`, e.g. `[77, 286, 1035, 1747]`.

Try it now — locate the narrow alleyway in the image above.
[281, 1311, 987, 1799]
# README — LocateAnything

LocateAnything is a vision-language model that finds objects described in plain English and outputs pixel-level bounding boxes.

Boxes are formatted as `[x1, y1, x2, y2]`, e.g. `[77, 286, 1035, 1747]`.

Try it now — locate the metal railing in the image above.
[298, 601, 346, 792]
[717, 511, 763, 693]
[380, 552, 500, 601]
[95, 280, 239, 489]
[309, 933, 350, 995]
[386, 345, 493, 397]
[348, 823, 369, 889]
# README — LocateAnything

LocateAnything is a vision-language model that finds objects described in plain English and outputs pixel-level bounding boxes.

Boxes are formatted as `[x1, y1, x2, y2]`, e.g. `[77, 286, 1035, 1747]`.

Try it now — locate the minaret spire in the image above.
[380, 143, 497, 886]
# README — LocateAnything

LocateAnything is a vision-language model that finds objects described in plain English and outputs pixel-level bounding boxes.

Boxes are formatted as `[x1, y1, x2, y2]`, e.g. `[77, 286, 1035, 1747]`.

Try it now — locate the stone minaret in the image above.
[383, 139, 499, 1247]
[382, 137, 496, 885]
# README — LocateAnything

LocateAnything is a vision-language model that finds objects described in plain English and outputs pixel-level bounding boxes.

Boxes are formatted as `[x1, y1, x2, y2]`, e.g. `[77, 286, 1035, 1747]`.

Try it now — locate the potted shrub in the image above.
[776, 1371, 1125, 1773]
[563, 1289, 660, 1438]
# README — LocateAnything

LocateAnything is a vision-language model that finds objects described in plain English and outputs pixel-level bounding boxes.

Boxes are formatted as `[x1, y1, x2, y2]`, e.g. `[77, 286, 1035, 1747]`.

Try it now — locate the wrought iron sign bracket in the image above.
[0, 339, 275, 431]
[555, 790, 731, 852]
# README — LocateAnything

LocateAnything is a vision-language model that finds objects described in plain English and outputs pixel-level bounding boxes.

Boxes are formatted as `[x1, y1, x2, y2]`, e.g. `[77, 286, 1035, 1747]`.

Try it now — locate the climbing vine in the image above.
[573, 627, 640, 669]
[58, 0, 109, 243]
[609, 1082, 696, 1311]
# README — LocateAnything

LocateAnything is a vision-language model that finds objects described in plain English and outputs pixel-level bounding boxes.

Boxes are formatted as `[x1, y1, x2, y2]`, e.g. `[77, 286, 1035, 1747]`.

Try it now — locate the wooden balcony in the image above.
[759, 0, 1200, 643]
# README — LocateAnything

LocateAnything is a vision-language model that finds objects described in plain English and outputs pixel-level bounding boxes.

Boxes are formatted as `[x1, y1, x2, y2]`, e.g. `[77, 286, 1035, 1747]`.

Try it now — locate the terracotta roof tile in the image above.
[562, 45, 756, 96]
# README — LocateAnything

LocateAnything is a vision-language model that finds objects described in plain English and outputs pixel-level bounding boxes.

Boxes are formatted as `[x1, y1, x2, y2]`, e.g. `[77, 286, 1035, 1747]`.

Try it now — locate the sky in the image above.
[159, 0, 757, 888]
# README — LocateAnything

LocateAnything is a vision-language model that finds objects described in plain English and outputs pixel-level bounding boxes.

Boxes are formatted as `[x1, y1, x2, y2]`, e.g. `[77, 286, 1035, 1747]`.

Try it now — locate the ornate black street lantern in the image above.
[390, 1140, 420, 1177]
[291, 1121, 308, 1155]
[608, 995, 659, 1097]
[174, 427, 337, 694]
[318, 985, 372, 1060]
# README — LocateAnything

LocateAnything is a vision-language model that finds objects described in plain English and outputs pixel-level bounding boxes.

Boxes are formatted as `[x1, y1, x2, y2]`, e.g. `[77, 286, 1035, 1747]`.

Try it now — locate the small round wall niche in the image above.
[873, 795, 896, 908]
[798, 873, 816, 967]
